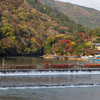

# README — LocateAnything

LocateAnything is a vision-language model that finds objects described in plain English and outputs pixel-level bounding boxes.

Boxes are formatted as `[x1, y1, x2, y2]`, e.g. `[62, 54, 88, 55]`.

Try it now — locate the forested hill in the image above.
[0, 0, 91, 56]
[41, 0, 100, 29]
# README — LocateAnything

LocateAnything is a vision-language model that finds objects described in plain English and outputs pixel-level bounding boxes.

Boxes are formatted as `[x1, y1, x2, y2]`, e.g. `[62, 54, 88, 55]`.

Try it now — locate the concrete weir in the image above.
[0, 68, 100, 73]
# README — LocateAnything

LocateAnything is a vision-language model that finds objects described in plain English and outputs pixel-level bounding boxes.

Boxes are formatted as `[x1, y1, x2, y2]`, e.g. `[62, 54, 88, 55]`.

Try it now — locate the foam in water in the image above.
[0, 84, 100, 90]
[0, 71, 100, 76]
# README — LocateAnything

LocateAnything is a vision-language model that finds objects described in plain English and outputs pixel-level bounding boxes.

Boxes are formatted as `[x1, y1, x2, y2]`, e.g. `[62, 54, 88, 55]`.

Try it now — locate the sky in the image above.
[56, 0, 100, 11]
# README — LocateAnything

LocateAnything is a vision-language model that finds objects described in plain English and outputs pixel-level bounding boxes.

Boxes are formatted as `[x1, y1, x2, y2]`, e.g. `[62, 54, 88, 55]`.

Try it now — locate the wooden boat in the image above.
[84, 64, 100, 68]
[1, 62, 100, 70]
[43, 64, 75, 69]
[2, 65, 37, 69]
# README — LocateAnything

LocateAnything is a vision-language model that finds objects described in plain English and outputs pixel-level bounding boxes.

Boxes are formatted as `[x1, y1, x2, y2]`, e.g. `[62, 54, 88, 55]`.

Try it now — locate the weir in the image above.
[1, 68, 100, 73]
[0, 83, 99, 88]
[0, 68, 100, 89]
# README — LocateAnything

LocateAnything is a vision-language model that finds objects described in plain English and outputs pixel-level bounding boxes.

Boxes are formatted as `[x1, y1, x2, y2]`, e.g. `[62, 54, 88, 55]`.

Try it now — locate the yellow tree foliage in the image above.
[71, 42, 75, 45]
[16, 7, 25, 13]
[30, 38, 37, 43]
[56, 34, 65, 37]
[1, 23, 15, 36]
[86, 41, 91, 46]
[44, 7, 46, 10]
[30, 37, 41, 46]
[1, 16, 9, 24]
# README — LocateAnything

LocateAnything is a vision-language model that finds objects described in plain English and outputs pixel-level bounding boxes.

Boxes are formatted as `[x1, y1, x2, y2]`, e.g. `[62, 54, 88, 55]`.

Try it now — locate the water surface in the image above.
[0, 57, 100, 100]
[0, 56, 98, 67]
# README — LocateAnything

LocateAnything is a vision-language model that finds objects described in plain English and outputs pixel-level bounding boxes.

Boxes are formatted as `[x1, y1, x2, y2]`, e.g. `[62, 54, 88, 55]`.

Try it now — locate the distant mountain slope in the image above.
[26, 0, 89, 33]
[41, 0, 100, 29]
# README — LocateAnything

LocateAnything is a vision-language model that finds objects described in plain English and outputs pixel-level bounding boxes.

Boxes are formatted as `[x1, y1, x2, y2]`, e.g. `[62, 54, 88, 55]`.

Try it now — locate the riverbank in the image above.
[42, 54, 59, 59]
[42, 54, 89, 61]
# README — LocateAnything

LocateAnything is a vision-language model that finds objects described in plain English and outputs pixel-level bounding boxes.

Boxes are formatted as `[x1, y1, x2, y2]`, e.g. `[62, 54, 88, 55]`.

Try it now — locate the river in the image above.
[0, 56, 99, 66]
[0, 57, 100, 100]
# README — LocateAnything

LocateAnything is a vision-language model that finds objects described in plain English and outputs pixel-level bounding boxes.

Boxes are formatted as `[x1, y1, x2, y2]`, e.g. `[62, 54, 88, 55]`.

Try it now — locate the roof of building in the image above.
[93, 43, 100, 46]
[94, 52, 100, 54]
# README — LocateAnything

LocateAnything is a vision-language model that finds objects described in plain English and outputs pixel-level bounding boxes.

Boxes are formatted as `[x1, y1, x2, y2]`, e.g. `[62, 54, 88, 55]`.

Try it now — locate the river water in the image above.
[0, 56, 99, 67]
[0, 57, 100, 100]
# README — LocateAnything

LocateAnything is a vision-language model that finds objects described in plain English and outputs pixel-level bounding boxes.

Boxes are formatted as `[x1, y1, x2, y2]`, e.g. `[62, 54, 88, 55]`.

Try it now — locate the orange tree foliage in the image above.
[45, 32, 95, 56]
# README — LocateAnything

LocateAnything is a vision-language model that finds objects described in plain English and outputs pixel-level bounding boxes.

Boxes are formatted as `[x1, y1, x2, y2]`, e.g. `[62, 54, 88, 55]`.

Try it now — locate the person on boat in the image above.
[2, 58, 6, 69]
[74, 58, 78, 68]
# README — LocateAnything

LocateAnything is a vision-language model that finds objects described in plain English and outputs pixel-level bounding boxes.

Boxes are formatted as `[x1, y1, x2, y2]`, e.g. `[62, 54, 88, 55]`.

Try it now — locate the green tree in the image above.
[45, 36, 56, 54]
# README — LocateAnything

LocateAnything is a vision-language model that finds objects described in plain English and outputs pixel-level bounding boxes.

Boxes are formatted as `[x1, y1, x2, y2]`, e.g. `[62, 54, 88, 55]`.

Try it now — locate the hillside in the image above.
[0, 0, 92, 56]
[41, 0, 100, 29]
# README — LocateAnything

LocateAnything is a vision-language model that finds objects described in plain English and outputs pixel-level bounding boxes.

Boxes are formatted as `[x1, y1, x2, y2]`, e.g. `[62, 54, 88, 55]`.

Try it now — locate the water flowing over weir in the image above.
[1, 68, 100, 75]
[0, 84, 100, 90]
[0, 69, 100, 89]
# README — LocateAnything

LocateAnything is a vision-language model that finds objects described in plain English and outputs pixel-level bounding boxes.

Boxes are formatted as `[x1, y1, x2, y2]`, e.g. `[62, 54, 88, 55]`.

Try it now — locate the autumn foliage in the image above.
[0, 0, 97, 56]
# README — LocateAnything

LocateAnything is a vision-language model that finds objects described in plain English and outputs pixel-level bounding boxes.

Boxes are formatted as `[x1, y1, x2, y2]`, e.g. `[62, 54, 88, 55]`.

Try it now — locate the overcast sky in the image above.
[56, 0, 100, 11]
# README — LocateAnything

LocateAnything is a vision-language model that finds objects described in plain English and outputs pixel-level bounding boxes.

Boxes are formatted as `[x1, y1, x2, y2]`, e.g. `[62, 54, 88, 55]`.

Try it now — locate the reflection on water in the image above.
[0, 57, 99, 67]
[0, 57, 73, 66]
